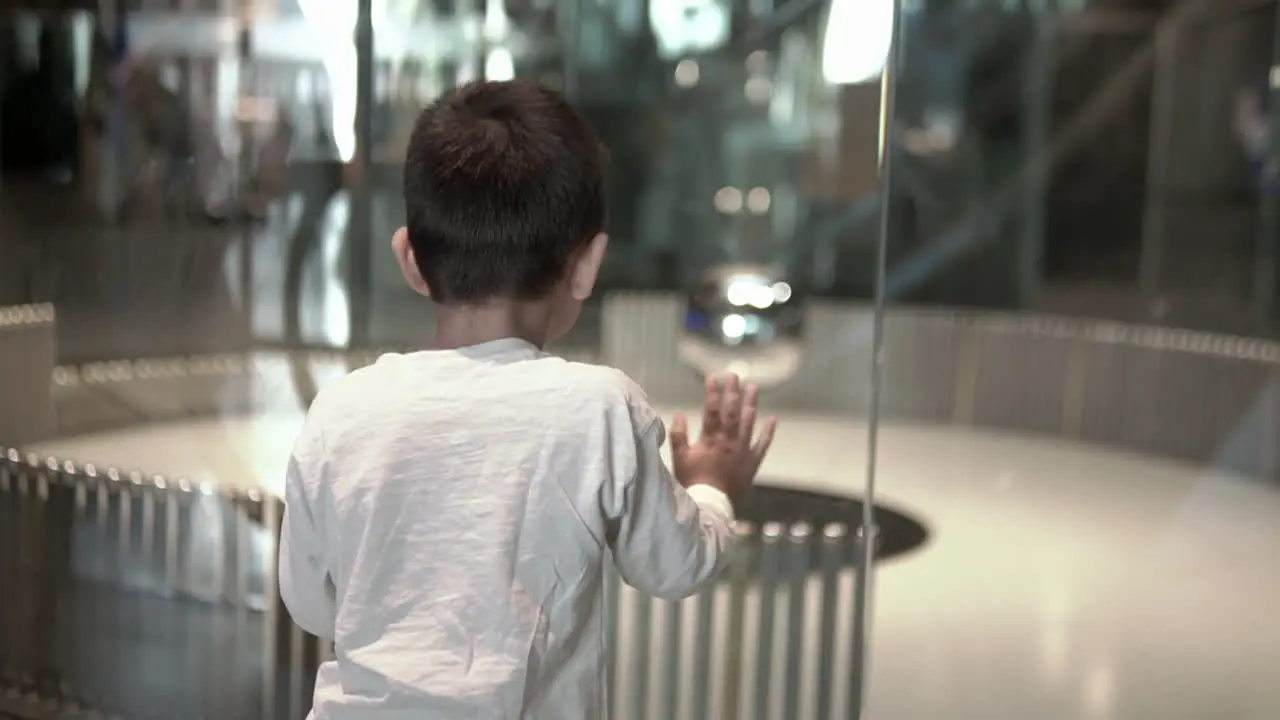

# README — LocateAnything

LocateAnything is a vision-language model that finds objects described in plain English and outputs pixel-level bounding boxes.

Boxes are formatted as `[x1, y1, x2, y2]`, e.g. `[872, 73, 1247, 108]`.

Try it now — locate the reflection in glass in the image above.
[680, 264, 802, 387]
[869, 2, 1280, 719]
[821, 0, 893, 86]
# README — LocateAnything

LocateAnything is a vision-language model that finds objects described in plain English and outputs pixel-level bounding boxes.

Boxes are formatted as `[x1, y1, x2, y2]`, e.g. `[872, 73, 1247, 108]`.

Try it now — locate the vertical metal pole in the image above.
[690, 577, 715, 720]
[262, 495, 280, 720]
[349, 0, 376, 348]
[850, 0, 902, 715]
[559, 0, 581, 98]
[628, 593, 652, 719]
[236, 8, 255, 339]
[815, 523, 847, 720]
[1019, 10, 1053, 309]
[1140, 22, 1178, 300]
[1256, 7, 1280, 331]
[752, 523, 783, 719]
[603, 561, 620, 716]
[102, 0, 129, 222]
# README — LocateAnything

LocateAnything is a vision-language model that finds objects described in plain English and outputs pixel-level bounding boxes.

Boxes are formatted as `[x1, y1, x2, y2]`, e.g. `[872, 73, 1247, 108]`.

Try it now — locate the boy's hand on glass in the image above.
[669, 374, 777, 506]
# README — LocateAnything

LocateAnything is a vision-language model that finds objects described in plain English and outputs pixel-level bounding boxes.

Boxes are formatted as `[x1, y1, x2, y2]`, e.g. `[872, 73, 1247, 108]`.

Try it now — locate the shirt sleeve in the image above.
[278, 416, 337, 639]
[601, 411, 737, 601]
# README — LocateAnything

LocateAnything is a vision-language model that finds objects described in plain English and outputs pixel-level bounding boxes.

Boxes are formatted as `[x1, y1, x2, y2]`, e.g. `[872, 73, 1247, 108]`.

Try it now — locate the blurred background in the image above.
[1, 0, 1278, 718]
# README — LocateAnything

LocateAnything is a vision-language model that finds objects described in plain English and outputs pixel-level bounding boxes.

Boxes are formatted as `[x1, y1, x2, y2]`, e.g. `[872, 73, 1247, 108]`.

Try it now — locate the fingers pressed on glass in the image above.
[702, 375, 722, 435]
[752, 416, 777, 462]
[740, 384, 759, 442]
[670, 413, 689, 449]
[719, 374, 742, 438]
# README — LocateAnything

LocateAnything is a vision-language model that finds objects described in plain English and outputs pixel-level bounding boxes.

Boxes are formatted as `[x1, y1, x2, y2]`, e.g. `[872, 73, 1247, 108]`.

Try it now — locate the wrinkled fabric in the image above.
[280, 338, 736, 719]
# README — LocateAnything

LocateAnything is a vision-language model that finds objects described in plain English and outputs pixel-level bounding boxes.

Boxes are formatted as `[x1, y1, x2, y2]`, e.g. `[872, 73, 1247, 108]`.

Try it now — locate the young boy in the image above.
[278, 79, 777, 719]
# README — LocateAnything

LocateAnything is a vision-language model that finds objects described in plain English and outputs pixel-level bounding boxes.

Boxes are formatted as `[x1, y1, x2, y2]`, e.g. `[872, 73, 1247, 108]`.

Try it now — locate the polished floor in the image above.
[25, 407, 1280, 720]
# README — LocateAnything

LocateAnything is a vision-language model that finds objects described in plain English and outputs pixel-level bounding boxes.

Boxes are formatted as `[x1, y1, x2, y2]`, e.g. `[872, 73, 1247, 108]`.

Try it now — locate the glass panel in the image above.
[3, 2, 890, 719]
[870, 2, 1280, 719]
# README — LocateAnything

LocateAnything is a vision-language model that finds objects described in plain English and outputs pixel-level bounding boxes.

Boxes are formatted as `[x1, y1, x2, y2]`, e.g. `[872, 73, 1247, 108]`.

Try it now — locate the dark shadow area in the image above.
[741, 483, 930, 565]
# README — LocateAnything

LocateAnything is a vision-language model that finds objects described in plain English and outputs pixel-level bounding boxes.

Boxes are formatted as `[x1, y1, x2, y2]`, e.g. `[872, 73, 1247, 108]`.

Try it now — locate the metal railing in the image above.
[0, 449, 870, 720]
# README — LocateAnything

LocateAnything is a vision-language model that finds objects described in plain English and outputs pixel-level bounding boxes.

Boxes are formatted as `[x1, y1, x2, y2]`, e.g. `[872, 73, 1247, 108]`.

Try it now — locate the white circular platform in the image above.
[28, 412, 1280, 719]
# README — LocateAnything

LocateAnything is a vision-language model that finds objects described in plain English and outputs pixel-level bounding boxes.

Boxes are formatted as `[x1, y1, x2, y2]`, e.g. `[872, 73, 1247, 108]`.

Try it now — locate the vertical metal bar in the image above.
[99, 0, 129, 220]
[73, 470, 87, 519]
[289, 624, 305, 719]
[661, 597, 683, 720]
[1140, 23, 1178, 299]
[205, 488, 225, 720]
[0, 457, 10, 670]
[691, 573, 715, 720]
[752, 523, 783, 719]
[604, 560, 620, 716]
[235, 494, 252, 608]
[0, 456, 11, 681]
[96, 472, 110, 531]
[559, 0, 582, 98]
[262, 494, 281, 720]
[851, 0, 902, 715]
[4, 459, 18, 681]
[234, 493, 254, 720]
[348, 0, 376, 348]
[236, 7, 255, 337]
[141, 485, 155, 571]
[815, 523, 847, 720]
[721, 522, 753, 720]
[11, 465, 31, 683]
[33, 467, 55, 691]
[165, 490, 180, 594]
[118, 477, 134, 572]
[782, 523, 811, 718]
[1019, 11, 1054, 309]
[209, 490, 226, 602]
[1256, 7, 1280, 328]
[627, 592, 652, 719]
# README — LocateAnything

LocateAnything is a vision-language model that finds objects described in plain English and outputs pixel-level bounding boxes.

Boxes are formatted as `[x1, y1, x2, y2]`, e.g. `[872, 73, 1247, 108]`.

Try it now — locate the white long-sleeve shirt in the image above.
[278, 338, 736, 719]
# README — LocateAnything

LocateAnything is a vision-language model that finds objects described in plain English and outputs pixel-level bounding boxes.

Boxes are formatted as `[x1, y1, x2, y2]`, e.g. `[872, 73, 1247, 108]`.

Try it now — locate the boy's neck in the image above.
[431, 301, 552, 351]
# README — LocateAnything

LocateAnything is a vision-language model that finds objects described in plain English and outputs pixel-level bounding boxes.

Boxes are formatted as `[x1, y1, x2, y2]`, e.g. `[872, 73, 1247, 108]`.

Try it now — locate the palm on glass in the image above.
[670, 374, 778, 506]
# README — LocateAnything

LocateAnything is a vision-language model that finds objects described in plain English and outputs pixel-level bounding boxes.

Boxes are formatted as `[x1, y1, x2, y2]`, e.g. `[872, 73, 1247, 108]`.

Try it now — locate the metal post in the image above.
[1019, 10, 1054, 309]
[236, 6, 255, 338]
[262, 494, 280, 720]
[850, 0, 902, 715]
[348, 0, 376, 348]
[1256, 5, 1280, 330]
[1140, 22, 1178, 301]
[100, 0, 130, 222]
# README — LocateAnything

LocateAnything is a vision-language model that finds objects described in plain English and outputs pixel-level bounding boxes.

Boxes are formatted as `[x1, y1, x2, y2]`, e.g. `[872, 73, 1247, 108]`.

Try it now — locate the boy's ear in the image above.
[392, 228, 431, 297]
[570, 233, 608, 302]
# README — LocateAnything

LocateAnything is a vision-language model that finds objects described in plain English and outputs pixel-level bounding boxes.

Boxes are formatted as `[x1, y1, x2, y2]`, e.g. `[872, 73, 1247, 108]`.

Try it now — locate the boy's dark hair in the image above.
[402, 80, 607, 303]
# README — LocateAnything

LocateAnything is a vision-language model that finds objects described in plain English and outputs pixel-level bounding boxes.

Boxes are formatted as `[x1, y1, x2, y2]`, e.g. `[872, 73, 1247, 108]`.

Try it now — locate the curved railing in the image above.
[2, 295, 1278, 719]
[606, 294, 1279, 483]
[0, 451, 875, 720]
